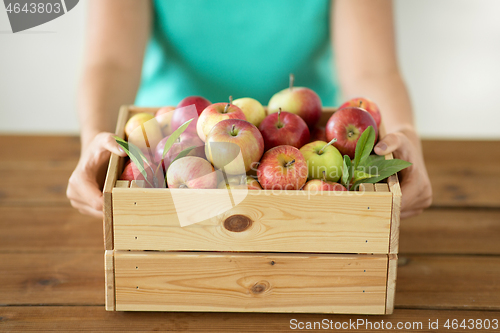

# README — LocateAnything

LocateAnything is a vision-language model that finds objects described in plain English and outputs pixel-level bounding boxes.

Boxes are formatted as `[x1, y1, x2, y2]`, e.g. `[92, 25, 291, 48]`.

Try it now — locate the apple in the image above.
[258, 108, 310, 151]
[125, 112, 164, 156]
[119, 160, 165, 188]
[339, 97, 381, 128]
[302, 175, 347, 192]
[166, 156, 217, 189]
[246, 176, 263, 190]
[267, 74, 322, 128]
[299, 139, 343, 182]
[197, 102, 246, 142]
[170, 104, 199, 134]
[177, 96, 212, 116]
[310, 126, 327, 142]
[205, 119, 264, 175]
[325, 107, 378, 159]
[257, 145, 308, 190]
[232, 97, 266, 127]
[217, 174, 247, 190]
[155, 106, 175, 136]
[154, 132, 205, 173]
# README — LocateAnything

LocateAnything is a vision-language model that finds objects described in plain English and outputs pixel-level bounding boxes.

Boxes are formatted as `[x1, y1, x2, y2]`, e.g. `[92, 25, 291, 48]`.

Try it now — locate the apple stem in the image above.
[229, 95, 233, 104]
[319, 138, 337, 155]
[223, 103, 230, 114]
[359, 100, 362, 108]
[277, 108, 283, 128]
[289, 73, 294, 91]
[285, 159, 295, 168]
[322, 171, 327, 182]
[230, 124, 237, 136]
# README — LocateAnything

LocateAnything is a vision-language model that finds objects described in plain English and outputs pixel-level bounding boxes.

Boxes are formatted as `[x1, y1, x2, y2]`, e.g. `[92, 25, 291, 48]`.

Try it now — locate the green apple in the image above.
[232, 97, 266, 127]
[299, 139, 343, 182]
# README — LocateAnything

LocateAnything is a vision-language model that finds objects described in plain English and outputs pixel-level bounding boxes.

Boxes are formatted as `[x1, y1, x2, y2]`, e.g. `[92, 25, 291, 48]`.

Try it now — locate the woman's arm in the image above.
[332, 0, 432, 218]
[67, 0, 151, 218]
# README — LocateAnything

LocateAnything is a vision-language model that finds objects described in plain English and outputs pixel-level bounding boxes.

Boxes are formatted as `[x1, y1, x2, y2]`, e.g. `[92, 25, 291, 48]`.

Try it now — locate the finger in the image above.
[98, 132, 128, 157]
[68, 173, 104, 212]
[72, 200, 103, 219]
[401, 209, 423, 219]
[374, 132, 402, 155]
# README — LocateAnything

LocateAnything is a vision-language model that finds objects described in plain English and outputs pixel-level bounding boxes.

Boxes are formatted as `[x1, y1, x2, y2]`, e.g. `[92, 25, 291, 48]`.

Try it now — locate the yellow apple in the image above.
[232, 97, 266, 127]
[125, 112, 164, 155]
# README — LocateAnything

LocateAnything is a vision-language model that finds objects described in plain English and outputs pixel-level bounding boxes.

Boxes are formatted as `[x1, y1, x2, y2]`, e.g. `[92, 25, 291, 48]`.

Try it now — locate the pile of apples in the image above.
[120, 75, 382, 192]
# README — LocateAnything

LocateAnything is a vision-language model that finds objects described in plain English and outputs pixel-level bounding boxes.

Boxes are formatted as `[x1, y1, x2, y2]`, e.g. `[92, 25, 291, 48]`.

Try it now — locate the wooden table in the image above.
[0, 136, 499, 332]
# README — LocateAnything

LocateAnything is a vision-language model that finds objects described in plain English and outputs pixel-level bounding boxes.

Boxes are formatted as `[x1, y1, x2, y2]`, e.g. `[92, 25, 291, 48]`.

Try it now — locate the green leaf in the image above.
[171, 146, 197, 164]
[114, 136, 153, 187]
[353, 126, 376, 170]
[161, 119, 194, 160]
[360, 155, 412, 184]
[351, 170, 379, 191]
[341, 155, 353, 190]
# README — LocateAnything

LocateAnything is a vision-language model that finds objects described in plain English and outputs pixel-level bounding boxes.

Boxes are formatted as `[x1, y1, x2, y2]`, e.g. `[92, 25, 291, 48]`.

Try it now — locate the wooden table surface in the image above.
[0, 136, 499, 332]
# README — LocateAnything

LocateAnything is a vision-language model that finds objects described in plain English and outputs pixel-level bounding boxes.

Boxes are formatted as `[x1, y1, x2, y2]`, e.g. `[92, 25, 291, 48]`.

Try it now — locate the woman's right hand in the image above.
[66, 132, 127, 218]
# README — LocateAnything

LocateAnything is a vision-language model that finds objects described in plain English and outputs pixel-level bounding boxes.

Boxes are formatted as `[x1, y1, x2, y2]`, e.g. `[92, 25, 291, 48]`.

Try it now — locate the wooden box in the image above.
[103, 106, 401, 314]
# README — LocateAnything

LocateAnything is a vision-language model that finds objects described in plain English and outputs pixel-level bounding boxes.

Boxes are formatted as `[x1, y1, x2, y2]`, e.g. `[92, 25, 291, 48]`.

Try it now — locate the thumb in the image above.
[374, 133, 402, 155]
[99, 133, 128, 157]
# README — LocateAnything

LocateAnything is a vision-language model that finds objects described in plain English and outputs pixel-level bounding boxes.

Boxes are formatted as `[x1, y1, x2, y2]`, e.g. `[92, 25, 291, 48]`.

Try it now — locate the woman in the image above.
[67, 0, 432, 219]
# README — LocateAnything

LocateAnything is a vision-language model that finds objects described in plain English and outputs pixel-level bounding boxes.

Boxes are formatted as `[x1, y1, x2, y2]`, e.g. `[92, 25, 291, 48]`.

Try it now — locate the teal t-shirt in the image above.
[135, 0, 339, 107]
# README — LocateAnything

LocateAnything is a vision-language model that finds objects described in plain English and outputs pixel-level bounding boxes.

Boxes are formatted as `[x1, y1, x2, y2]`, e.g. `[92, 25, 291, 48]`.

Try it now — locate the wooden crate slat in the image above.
[105, 250, 115, 311]
[114, 180, 130, 188]
[359, 183, 375, 192]
[102, 106, 129, 251]
[114, 251, 388, 314]
[385, 254, 398, 314]
[112, 188, 393, 253]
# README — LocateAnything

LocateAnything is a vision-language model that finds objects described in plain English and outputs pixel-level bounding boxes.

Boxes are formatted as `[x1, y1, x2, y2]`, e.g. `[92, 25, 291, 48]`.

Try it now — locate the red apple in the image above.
[166, 156, 217, 189]
[258, 108, 310, 151]
[267, 74, 322, 128]
[197, 102, 247, 142]
[119, 160, 165, 188]
[177, 96, 212, 116]
[339, 97, 381, 128]
[326, 107, 378, 159]
[302, 173, 347, 192]
[246, 176, 263, 190]
[205, 119, 264, 175]
[257, 145, 308, 190]
[154, 132, 205, 173]
[170, 105, 199, 134]
[310, 126, 327, 142]
[155, 106, 175, 136]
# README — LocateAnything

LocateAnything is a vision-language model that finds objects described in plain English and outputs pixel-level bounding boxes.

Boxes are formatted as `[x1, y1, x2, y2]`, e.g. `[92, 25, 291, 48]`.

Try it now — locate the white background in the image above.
[1, 0, 499, 139]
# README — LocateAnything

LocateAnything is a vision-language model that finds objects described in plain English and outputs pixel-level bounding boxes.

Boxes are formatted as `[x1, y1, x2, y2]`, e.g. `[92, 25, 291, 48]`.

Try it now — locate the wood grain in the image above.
[0, 135, 80, 165]
[105, 250, 115, 311]
[0, 252, 104, 306]
[399, 208, 500, 255]
[0, 168, 73, 206]
[103, 105, 129, 251]
[396, 255, 500, 310]
[422, 140, 500, 208]
[0, 206, 102, 252]
[385, 254, 398, 314]
[2, 307, 499, 332]
[114, 251, 388, 314]
[113, 188, 393, 253]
